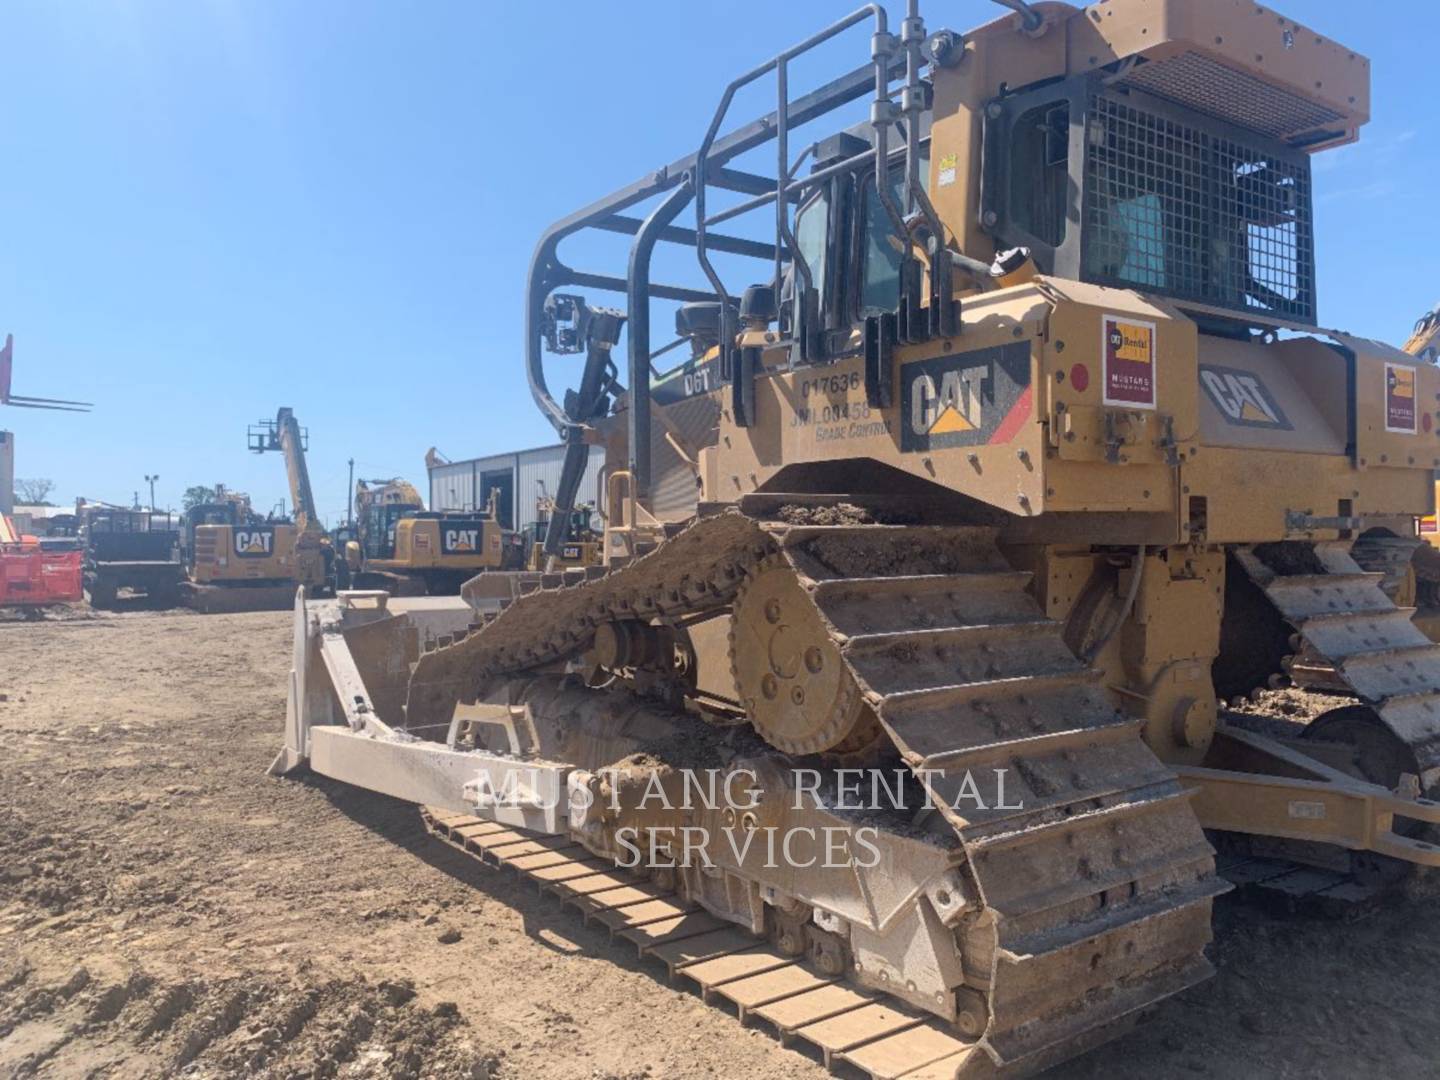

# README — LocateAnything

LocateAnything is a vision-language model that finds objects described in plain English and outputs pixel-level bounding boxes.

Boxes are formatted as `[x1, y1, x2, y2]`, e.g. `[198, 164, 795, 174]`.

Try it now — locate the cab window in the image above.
[858, 150, 930, 314]
[1008, 102, 1069, 248]
[793, 189, 830, 296]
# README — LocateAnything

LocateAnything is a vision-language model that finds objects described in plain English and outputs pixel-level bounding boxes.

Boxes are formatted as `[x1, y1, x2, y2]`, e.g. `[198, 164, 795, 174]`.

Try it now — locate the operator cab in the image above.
[766, 61, 1321, 361]
[982, 71, 1319, 328]
[183, 501, 242, 565]
[358, 501, 422, 562]
[656, 121, 936, 399]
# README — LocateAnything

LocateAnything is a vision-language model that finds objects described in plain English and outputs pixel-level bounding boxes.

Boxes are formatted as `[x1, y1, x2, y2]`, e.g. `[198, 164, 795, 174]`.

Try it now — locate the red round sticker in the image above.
[1069, 363, 1090, 393]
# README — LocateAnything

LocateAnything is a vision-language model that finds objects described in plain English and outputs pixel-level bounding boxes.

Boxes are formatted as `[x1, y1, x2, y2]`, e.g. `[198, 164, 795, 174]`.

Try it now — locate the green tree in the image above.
[182, 485, 218, 510]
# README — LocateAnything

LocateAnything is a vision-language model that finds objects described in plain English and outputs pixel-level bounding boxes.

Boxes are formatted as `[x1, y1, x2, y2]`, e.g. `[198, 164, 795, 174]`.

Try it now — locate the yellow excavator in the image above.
[183, 409, 332, 612]
[344, 477, 521, 595]
[276, 3, 1440, 1075]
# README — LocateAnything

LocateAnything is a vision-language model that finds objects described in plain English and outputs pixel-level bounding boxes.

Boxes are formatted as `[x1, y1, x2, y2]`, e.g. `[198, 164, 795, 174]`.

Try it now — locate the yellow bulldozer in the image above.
[274, 2, 1440, 1075]
[182, 409, 333, 612]
[344, 477, 521, 595]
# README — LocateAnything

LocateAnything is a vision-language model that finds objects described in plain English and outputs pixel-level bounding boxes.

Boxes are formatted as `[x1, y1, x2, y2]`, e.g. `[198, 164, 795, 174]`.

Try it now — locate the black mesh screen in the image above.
[1082, 92, 1315, 323]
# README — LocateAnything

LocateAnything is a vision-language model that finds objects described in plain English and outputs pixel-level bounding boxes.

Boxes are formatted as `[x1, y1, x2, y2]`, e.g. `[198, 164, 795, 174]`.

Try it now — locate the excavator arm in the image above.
[248, 407, 324, 539]
[247, 407, 331, 590]
[274, 408, 321, 539]
[1405, 301, 1440, 361]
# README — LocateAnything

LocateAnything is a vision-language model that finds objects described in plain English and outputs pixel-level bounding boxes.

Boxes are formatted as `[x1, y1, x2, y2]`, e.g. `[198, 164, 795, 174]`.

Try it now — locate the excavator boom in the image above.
[1405, 301, 1440, 361]
[276, 408, 321, 538]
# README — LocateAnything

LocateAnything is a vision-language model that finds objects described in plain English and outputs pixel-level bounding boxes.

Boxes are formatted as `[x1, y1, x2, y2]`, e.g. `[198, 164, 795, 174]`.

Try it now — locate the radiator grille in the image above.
[1083, 91, 1314, 322]
[650, 394, 717, 521]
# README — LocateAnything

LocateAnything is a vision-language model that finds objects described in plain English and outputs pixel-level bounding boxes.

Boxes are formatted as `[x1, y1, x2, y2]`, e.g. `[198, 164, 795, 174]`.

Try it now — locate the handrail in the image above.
[693, 6, 888, 312]
[704, 147, 877, 228]
[627, 181, 696, 501]
[524, 61, 892, 441]
[525, 1, 958, 452]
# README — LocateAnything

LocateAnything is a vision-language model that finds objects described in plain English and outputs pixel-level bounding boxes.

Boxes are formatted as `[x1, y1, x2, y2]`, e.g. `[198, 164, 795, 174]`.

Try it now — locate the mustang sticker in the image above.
[1102, 315, 1157, 409]
[1385, 362, 1417, 434]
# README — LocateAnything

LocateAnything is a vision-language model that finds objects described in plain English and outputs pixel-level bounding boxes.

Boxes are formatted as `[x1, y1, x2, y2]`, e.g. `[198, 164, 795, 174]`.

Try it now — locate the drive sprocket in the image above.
[728, 557, 875, 756]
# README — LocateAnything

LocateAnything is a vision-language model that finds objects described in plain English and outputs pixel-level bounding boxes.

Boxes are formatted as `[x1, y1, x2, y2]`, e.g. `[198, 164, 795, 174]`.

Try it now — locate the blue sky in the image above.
[3, 1, 1435, 521]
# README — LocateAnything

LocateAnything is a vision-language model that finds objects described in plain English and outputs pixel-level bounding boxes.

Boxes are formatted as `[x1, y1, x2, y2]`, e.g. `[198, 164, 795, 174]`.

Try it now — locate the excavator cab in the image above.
[356, 501, 419, 563]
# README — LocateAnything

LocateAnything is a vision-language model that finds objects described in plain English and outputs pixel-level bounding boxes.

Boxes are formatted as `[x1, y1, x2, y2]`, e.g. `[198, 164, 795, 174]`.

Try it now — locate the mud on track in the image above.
[3, 610, 1440, 1078]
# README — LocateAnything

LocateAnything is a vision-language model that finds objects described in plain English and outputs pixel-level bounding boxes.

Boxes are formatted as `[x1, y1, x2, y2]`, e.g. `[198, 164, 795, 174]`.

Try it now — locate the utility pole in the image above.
[144, 473, 158, 511]
[347, 457, 355, 527]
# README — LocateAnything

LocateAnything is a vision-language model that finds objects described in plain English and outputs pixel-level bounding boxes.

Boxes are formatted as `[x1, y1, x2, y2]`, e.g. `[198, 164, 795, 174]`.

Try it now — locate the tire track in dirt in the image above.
[0, 964, 500, 1079]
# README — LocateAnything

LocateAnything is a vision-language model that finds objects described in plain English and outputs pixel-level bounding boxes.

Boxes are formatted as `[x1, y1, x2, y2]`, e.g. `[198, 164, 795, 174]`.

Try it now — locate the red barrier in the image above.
[0, 543, 83, 608]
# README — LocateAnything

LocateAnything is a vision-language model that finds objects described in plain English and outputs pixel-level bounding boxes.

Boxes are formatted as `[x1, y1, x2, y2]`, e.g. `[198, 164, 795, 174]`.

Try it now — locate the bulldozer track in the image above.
[1213, 852, 1389, 910]
[179, 580, 298, 614]
[407, 508, 1227, 1076]
[424, 806, 979, 1080]
[1238, 543, 1440, 785]
[1213, 540, 1440, 900]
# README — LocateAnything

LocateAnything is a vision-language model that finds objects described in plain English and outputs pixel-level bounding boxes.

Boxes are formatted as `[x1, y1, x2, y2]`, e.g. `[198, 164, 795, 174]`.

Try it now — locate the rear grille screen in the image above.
[1082, 91, 1315, 323]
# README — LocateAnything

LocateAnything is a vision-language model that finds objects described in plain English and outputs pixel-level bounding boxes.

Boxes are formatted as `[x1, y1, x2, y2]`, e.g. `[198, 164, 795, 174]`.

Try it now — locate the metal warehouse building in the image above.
[427, 443, 605, 534]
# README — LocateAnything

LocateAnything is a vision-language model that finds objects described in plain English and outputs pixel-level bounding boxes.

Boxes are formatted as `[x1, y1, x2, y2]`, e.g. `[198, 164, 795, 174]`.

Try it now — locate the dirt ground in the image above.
[4, 610, 1440, 1079]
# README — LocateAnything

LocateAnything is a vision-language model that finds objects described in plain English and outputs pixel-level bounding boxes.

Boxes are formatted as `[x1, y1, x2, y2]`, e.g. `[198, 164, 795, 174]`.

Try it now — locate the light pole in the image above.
[144, 474, 158, 512]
